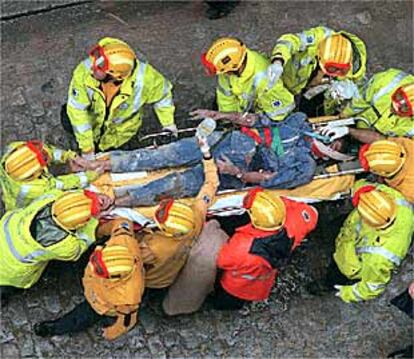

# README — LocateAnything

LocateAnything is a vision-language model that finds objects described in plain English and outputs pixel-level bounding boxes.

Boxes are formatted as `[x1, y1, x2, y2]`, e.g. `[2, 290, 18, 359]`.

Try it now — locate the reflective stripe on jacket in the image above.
[0, 141, 94, 211]
[0, 192, 98, 288]
[271, 26, 367, 95]
[342, 68, 414, 137]
[67, 38, 175, 152]
[216, 49, 295, 122]
[333, 180, 414, 302]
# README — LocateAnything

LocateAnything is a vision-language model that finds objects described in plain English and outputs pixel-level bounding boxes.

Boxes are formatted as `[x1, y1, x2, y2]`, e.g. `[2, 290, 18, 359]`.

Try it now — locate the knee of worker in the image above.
[128, 167, 204, 206]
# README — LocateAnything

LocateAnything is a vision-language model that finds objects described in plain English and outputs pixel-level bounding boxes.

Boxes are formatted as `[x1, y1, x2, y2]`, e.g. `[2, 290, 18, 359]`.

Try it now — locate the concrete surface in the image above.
[0, 1, 413, 358]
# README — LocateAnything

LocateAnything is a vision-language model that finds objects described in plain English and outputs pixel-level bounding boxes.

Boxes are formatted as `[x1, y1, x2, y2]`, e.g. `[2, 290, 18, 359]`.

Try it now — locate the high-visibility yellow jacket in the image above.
[334, 180, 414, 303]
[216, 49, 295, 122]
[271, 26, 367, 95]
[0, 191, 98, 289]
[0, 141, 97, 211]
[341, 69, 414, 137]
[67, 37, 176, 152]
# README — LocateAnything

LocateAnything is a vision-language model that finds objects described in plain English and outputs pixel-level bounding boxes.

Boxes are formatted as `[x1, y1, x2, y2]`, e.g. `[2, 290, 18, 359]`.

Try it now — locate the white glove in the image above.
[163, 124, 178, 138]
[319, 125, 349, 141]
[329, 80, 359, 101]
[267, 61, 284, 84]
[334, 285, 343, 298]
[196, 135, 210, 156]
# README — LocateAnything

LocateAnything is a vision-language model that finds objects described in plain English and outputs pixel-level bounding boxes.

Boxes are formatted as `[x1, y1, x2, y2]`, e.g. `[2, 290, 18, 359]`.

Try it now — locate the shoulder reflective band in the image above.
[16, 185, 31, 207]
[2, 213, 47, 263]
[73, 123, 92, 134]
[371, 72, 409, 105]
[356, 246, 402, 266]
[132, 62, 147, 112]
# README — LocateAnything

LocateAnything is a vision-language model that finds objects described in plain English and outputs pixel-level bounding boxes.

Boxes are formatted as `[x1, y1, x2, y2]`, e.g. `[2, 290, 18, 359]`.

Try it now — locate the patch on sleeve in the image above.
[306, 35, 315, 44]
[72, 88, 79, 98]
[203, 195, 211, 204]
[273, 99, 283, 108]
[301, 210, 311, 222]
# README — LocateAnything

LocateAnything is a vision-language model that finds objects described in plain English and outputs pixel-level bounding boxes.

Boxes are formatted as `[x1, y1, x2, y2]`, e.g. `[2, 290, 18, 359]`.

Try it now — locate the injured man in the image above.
[77, 112, 319, 207]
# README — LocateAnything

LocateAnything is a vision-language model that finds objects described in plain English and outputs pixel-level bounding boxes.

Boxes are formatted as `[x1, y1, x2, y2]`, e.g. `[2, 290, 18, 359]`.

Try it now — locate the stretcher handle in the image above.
[308, 115, 341, 124]
[139, 127, 198, 142]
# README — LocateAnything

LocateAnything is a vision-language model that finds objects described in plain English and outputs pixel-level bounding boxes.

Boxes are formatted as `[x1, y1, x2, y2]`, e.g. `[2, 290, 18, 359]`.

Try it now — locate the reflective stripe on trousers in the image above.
[2, 213, 47, 264]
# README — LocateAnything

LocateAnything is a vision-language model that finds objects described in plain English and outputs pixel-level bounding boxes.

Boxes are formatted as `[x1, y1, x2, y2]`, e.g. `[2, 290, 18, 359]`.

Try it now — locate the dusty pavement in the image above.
[0, 0, 413, 358]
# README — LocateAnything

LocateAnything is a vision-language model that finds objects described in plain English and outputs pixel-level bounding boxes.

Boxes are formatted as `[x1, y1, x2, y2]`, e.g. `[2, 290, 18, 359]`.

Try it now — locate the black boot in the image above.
[34, 321, 57, 337]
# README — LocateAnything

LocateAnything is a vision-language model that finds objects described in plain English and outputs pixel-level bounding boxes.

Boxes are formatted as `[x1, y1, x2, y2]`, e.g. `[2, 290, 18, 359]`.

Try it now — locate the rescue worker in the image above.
[63, 37, 177, 155]
[0, 141, 101, 211]
[81, 112, 316, 207]
[0, 190, 112, 302]
[269, 26, 366, 116]
[213, 188, 318, 309]
[313, 180, 413, 303]
[319, 70, 414, 143]
[34, 136, 218, 339]
[358, 138, 414, 202]
[197, 37, 296, 124]
[34, 219, 145, 341]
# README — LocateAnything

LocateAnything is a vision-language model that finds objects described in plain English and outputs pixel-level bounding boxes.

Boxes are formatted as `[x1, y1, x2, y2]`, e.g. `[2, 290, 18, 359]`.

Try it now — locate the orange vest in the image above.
[386, 138, 414, 203]
[217, 198, 318, 301]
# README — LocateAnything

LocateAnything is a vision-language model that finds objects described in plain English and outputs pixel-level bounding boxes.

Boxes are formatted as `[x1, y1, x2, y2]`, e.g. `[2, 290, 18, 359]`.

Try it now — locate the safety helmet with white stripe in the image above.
[392, 83, 414, 117]
[359, 140, 406, 178]
[89, 38, 136, 81]
[352, 185, 397, 230]
[318, 34, 353, 78]
[243, 188, 286, 231]
[89, 244, 135, 280]
[154, 199, 195, 237]
[52, 190, 101, 231]
[5, 141, 51, 181]
[201, 37, 247, 76]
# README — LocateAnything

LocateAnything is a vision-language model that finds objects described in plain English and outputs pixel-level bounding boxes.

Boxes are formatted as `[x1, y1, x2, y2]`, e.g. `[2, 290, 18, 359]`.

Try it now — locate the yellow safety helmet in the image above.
[353, 186, 397, 230]
[89, 39, 136, 80]
[5, 141, 50, 181]
[89, 244, 135, 280]
[363, 140, 406, 177]
[318, 34, 353, 78]
[52, 190, 100, 230]
[201, 37, 247, 75]
[154, 198, 195, 237]
[243, 188, 286, 231]
[392, 83, 414, 117]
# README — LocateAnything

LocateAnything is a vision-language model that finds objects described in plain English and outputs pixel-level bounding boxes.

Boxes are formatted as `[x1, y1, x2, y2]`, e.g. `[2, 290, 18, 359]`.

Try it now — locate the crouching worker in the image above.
[212, 188, 318, 309]
[0, 141, 101, 211]
[0, 190, 112, 304]
[359, 138, 414, 203]
[310, 180, 414, 303]
[35, 219, 144, 341]
[34, 137, 219, 339]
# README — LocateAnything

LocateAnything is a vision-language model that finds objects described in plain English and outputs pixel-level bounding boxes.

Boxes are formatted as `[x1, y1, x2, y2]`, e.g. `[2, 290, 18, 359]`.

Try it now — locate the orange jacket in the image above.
[217, 198, 318, 301]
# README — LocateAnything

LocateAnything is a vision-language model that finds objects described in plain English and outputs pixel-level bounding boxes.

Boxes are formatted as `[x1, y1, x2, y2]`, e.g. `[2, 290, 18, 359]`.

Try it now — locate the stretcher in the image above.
[91, 116, 363, 226]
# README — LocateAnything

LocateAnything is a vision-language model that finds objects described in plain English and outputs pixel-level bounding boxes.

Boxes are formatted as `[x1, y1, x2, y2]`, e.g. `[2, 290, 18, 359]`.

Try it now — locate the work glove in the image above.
[319, 125, 349, 141]
[267, 60, 284, 85]
[329, 79, 359, 101]
[162, 124, 178, 138]
[334, 284, 355, 303]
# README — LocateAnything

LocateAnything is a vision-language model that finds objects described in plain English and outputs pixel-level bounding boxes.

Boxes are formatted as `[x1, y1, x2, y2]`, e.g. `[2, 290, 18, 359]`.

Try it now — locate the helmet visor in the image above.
[26, 141, 50, 167]
[89, 45, 109, 75]
[322, 62, 351, 77]
[392, 87, 413, 116]
[154, 198, 174, 224]
[201, 52, 217, 76]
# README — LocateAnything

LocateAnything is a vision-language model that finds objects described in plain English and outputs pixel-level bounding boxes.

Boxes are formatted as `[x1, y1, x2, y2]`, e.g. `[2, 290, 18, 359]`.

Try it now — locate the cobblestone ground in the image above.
[0, 1, 413, 358]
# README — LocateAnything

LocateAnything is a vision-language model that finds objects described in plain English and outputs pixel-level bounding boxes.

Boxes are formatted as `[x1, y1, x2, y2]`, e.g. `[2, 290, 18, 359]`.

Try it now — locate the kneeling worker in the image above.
[213, 188, 318, 309]
[34, 136, 219, 340]
[0, 190, 112, 302]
